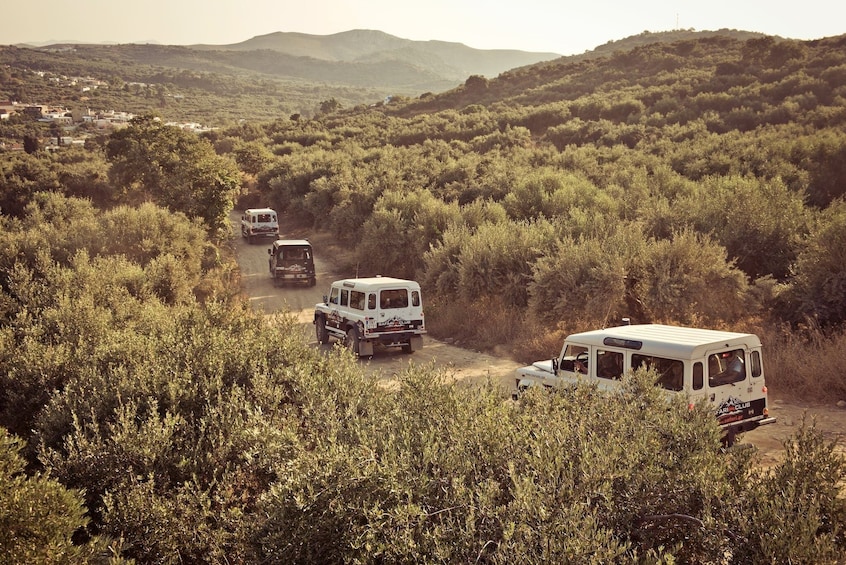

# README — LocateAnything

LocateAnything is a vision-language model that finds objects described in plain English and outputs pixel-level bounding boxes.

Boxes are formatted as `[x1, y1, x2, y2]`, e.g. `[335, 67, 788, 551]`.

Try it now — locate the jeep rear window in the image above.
[380, 289, 408, 309]
[282, 247, 310, 260]
[256, 213, 274, 222]
[751, 351, 762, 378]
[708, 349, 746, 387]
[693, 362, 704, 390]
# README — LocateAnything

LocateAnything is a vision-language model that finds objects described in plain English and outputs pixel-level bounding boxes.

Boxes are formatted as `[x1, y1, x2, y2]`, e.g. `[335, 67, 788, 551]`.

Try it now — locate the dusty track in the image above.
[230, 212, 845, 465]
[231, 212, 521, 390]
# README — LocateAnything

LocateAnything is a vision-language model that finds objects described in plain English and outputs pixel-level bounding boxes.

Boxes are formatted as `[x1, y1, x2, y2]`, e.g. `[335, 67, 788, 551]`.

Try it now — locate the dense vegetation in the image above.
[241, 34, 846, 364]
[2, 31, 846, 562]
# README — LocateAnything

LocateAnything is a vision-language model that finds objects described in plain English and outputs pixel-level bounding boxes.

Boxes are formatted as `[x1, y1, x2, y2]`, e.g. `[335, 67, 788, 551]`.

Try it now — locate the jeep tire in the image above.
[316, 317, 329, 344]
[345, 327, 360, 356]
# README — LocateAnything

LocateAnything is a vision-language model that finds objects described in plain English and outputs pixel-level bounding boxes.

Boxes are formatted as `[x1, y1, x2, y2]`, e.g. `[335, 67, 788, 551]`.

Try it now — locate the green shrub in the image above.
[629, 229, 751, 324]
[731, 419, 846, 563]
[0, 428, 126, 564]
[782, 199, 846, 328]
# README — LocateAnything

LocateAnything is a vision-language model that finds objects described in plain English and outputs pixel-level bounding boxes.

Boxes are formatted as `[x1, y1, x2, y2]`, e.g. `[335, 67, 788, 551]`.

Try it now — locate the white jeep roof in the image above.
[566, 324, 761, 359]
[245, 208, 276, 215]
[334, 276, 419, 288]
[272, 239, 311, 246]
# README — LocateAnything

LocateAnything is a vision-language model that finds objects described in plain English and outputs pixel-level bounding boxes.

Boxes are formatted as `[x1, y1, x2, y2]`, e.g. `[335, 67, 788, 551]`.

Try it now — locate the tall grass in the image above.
[758, 323, 846, 402]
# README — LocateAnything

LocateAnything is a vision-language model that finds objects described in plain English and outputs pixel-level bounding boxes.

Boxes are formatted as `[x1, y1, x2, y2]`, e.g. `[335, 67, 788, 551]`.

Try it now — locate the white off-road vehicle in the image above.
[514, 323, 776, 444]
[313, 277, 425, 357]
[241, 208, 278, 244]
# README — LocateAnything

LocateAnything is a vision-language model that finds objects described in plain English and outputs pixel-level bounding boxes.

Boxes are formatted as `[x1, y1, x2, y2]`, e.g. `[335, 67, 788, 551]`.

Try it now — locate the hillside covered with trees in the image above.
[246, 34, 846, 357]
[2, 31, 846, 562]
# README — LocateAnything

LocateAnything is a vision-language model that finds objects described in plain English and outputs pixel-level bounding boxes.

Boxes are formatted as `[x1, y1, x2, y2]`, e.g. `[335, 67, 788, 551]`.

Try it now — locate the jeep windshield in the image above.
[559, 344, 589, 374]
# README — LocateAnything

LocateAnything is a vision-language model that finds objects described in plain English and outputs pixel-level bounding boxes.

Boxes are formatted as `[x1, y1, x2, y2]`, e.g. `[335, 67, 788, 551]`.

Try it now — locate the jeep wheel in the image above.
[315, 317, 329, 344]
[345, 327, 360, 356]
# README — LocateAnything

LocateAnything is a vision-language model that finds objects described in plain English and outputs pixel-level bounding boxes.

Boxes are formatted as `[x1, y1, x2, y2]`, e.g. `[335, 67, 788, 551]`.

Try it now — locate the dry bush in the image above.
[758, 323, 846, 402]
[509, 320, 567, 364]
[426, 294, 523, 351]
[428, 296, 610, 364]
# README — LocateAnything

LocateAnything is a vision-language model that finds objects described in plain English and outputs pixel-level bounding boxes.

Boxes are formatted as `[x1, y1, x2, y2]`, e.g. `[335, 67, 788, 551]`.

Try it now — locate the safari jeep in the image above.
[514, 323, 776, 445]
[267, 239, 315, 287]
[314, 277, 425, 357]
[241, 208, 278, 244]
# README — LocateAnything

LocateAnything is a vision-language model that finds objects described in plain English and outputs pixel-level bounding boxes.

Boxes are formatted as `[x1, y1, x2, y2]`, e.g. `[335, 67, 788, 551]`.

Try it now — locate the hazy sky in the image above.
[4, 0, 844, 56]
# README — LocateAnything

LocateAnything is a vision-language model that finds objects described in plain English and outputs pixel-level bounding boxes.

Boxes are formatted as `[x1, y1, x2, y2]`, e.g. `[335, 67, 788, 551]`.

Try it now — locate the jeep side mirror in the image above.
[322, 295, 328, 305]
[552, 357, 559, 375]
[267, 249, 272, 255]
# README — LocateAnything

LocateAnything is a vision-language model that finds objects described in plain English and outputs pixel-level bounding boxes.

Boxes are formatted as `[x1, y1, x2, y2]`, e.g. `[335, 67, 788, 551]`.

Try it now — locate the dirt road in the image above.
[231, 212, 521, 390]
[230, 212, 845, 464]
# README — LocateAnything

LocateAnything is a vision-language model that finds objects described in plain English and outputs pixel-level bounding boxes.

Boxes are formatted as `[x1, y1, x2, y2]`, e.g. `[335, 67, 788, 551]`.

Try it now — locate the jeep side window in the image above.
[596, 350, 623, 380]
[329, 287, 340, 304]
[750, 351, 762, 378]
[340, 289, 349, 307]
[411, 290, 420, 307]
[350, 291, 365, 310]
[560, 344, 588, 374]
[693, 362, 703, 390]
[633, 354, 684, 391]
[368, 293, 376, 310]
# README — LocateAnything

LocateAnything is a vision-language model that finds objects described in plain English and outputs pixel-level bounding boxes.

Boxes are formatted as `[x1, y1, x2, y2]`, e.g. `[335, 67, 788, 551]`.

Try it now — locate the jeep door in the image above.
[706, 348, 752, 426]
[325, 286, 346, 332]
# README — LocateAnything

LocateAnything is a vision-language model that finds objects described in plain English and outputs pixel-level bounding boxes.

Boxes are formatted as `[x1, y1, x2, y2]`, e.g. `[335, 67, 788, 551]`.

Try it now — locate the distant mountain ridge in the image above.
[14, 29, 780, 95]
[3, 28, 791, 122]
[187, 29, 562, 83]
[13, 29, 561, 94]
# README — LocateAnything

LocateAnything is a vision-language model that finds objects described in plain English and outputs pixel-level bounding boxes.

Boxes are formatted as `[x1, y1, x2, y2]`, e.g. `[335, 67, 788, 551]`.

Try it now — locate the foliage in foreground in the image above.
[0, 428, 129, 564]
[0, 194, 844, 563]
